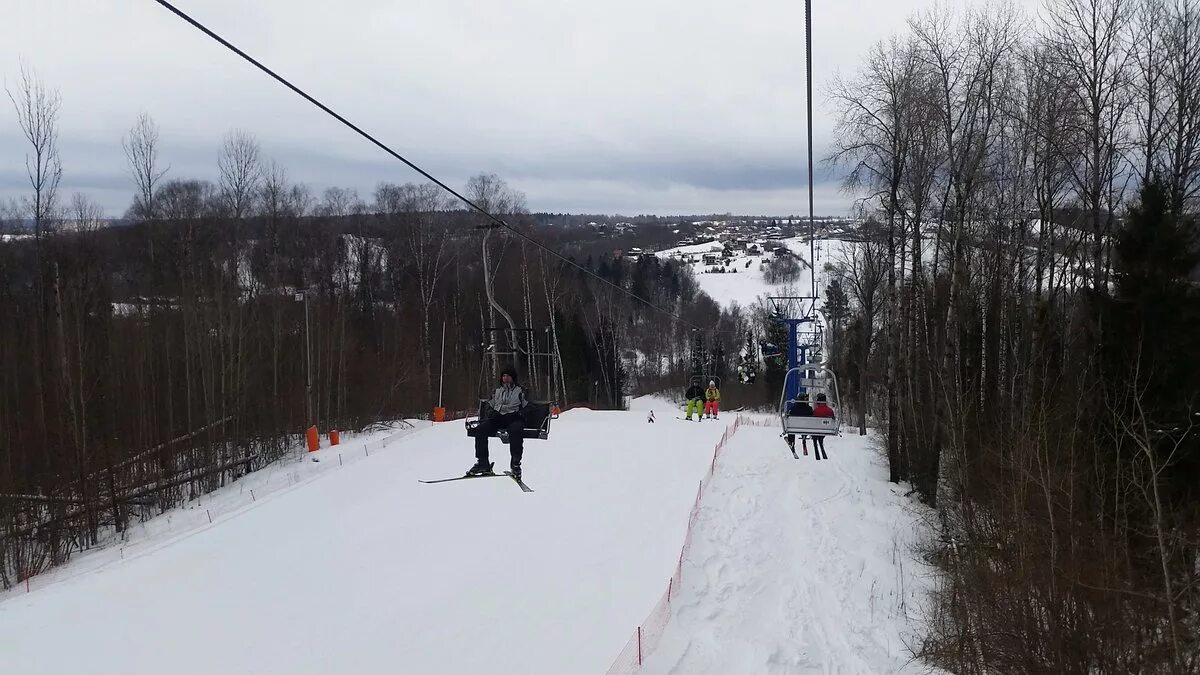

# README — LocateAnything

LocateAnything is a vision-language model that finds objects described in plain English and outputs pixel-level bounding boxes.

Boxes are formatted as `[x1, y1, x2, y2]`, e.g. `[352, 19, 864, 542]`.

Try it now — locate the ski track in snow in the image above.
[641, 423, 937, 675]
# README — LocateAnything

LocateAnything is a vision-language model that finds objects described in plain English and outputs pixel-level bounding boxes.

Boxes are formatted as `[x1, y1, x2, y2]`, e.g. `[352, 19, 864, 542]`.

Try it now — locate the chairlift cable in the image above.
[152, 0, 703, 331]
[805, 0, 817, 300]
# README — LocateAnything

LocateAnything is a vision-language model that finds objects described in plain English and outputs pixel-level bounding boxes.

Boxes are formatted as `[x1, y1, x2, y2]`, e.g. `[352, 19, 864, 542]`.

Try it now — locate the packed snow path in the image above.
[0, 403, 731, 675]
[641, 422, 933, 675]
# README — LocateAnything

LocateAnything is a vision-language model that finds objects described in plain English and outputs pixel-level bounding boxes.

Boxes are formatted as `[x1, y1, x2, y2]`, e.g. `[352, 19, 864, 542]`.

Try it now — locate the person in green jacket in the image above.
[684, 381, 705, 421]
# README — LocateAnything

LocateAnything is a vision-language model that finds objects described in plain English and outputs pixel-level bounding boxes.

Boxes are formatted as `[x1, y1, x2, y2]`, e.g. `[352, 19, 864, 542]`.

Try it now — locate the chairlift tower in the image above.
[767, 295, 824, 400]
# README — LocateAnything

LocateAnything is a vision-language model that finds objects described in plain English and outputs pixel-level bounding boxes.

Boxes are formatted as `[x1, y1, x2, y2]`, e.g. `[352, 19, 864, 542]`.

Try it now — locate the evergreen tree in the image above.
[761, 311, 790, 396]
[1103, 178, 1200, 502]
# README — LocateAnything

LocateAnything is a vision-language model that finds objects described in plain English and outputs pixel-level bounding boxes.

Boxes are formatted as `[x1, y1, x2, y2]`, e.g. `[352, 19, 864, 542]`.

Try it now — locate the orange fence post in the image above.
[433, 407, 446, 422]
[330, 430, 340, 446]
[306, 425, 319, 452]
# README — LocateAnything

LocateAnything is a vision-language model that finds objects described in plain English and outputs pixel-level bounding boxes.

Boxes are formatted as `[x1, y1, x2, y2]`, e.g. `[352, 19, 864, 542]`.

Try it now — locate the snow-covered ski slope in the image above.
[640, 421, 933, 674]
[638, 233, 936, 674]
[0, 400, 734, 675]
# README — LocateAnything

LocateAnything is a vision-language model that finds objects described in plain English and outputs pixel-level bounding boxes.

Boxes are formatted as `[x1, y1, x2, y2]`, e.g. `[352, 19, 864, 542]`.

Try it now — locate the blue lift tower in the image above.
[767, 296, 824, 401]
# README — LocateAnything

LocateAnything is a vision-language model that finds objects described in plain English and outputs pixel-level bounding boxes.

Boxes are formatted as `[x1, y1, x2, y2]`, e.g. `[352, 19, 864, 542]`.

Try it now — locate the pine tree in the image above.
[761, 312, 789, 396]
[1104, 178, 1200, 502]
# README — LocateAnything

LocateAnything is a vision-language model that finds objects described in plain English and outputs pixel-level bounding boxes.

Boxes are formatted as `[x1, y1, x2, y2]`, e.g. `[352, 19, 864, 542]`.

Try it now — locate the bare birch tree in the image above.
[122, 113, 168, 221]
[1042, 0, 1134, 290]
[217, 129, 263, 219]
[1162, 0, 1200, 214]
[7, 62, 62, 237]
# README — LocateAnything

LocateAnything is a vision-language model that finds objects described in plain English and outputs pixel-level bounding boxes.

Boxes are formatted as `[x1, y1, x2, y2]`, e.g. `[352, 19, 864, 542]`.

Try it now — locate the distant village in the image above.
[569, 216, 858, 267]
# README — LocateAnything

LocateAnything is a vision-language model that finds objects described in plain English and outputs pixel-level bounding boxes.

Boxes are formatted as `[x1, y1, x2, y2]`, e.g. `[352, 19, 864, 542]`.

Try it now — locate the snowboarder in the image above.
[704, 380, 721, 419]
[684, 381, 705, 421]
[647, 410, 656, 423]
[467, 367, 529, 479]
[785, 393, 813, 456]
[810, 393, 835, 460]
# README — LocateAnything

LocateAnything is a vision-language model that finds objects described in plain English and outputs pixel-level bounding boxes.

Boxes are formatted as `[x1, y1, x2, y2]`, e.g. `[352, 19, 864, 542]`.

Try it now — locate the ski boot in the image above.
[466, 460, 495, 477]
[510, 462, 522, 481]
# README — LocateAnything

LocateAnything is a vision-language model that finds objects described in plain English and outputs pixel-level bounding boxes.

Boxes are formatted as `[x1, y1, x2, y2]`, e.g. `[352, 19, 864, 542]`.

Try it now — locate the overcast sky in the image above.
[1, 0, 1039, 218]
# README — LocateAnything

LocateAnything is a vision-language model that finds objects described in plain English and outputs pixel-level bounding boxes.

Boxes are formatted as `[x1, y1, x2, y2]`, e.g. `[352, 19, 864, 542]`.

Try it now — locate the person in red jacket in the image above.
[811, 393, 835, 460]
[704, 380, 721, 419]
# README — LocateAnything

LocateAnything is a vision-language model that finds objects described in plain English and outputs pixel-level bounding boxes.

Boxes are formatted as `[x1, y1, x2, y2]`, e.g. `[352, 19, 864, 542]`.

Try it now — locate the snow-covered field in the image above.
[641, 420, 934, 674]
[0, 400, 733, 675]
[655, 236, 849, 310]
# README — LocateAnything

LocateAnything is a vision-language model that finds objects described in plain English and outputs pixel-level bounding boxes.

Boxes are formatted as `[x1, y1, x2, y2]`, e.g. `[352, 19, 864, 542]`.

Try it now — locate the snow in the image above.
[0, 401, 735, 675]
[640, 420, 936, 674]
[635, 232, 935, 673]
[655, 236, 840, 309]
[657, 239, 726, 257]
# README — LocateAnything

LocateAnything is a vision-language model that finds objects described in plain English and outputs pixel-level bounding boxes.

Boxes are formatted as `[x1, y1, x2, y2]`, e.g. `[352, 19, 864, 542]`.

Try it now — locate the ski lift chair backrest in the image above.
[782, 405, 839, 436]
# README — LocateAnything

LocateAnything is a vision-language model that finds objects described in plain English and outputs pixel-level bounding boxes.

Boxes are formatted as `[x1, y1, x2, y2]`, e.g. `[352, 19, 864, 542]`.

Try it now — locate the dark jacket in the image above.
[685, 384, 705, 400]
[788, 401, 813, 416]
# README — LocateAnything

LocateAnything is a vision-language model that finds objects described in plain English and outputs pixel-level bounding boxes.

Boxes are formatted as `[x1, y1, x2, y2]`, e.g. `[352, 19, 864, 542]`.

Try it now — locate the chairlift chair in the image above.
[779, 365, 841, 437]
[465, 327, 559, 444]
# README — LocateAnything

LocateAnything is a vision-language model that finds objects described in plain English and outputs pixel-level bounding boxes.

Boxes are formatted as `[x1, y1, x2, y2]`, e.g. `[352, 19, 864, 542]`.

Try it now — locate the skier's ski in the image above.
[418, 473, 503, 485]
[504, 471, 534, 493]
[790, 446, 799, 459]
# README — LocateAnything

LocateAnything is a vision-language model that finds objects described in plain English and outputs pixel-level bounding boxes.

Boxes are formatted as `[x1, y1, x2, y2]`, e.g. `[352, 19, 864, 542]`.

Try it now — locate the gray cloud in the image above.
[1, 0, 1039, 218]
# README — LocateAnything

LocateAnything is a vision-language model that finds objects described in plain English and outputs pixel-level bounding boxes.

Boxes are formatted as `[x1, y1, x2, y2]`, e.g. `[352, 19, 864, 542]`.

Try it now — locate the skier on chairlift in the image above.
[704, 380, 721, 419]
[810, 393, 835, 460]
[786, 393, 814, 456]
[684, 380, 705, 421]
[467, 366, 529, 479]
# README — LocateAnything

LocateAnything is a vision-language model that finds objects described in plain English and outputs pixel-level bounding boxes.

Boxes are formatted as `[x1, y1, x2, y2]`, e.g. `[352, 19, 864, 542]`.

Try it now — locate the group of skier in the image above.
[683, 380, 721, 421]
[786, 392, 835, 460]
[461, 368, 838, 482]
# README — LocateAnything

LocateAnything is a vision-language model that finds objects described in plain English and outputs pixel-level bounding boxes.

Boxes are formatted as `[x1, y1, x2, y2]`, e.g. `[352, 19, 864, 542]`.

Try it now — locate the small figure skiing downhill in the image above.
[647, 410, 656, 423]
[467, 367, 528, 480]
